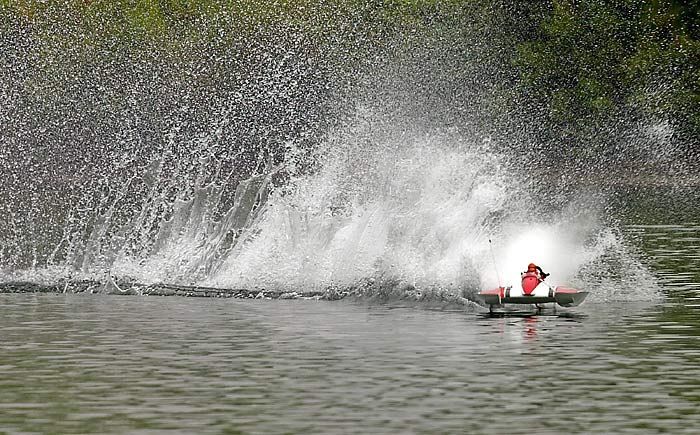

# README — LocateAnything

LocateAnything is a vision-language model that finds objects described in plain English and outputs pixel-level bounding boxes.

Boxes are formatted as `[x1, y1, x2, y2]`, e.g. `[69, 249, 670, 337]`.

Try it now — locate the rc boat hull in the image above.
[478, 283, 588, 308]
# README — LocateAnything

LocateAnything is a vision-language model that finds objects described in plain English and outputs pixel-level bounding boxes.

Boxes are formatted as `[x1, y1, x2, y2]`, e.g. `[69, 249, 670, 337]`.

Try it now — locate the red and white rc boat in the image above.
[478, 271, 588, 311]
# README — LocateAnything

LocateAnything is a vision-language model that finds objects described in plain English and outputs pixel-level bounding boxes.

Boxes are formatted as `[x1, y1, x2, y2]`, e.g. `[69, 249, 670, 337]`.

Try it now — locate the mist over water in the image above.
[0, 3, 680, 304]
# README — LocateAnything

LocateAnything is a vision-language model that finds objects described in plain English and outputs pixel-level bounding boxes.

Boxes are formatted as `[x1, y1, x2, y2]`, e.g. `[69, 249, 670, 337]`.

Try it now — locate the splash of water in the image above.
[1, 105, 661, 303]
[207, 119, 512, 293]
[192, 110, 658, 302]
[0, 3, 667, 304]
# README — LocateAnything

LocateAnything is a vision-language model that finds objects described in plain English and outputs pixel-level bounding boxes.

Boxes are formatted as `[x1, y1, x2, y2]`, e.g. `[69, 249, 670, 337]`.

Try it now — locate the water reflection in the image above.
[479, 310, 589, 346]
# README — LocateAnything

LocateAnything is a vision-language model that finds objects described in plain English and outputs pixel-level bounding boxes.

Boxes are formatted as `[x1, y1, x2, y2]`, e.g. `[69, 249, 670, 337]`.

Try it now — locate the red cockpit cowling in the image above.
[521, 272, 540, 295]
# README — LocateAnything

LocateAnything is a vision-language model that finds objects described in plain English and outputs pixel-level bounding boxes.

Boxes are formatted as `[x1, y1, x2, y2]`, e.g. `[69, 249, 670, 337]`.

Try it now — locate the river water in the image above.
[1, 223, 699, 434]
[3, 4, 698, 432]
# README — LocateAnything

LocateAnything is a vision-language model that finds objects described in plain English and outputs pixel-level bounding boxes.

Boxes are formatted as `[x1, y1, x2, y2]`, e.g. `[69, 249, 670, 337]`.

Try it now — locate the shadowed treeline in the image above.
[511, 0, 698, 164]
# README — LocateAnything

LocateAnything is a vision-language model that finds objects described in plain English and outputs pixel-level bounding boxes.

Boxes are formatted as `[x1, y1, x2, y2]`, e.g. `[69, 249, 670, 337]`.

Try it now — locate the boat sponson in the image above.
[477, 286, 589, 308]
[477, 294, 556, 305]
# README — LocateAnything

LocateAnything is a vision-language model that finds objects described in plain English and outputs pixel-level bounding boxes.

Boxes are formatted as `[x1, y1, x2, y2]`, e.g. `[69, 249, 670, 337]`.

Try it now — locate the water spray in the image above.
[488, 238, 502, 288]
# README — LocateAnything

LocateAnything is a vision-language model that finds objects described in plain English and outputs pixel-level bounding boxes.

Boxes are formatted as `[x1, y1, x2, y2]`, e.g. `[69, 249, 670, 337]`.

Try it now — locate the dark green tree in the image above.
[513, 0, 699, 153]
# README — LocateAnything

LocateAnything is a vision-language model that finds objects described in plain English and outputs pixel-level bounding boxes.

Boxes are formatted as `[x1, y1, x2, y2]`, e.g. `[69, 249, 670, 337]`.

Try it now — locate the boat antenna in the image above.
[488, 238, 502, 288]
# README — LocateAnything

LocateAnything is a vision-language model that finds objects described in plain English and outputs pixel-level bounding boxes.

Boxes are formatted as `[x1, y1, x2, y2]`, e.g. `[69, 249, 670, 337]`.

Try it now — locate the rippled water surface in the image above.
[1, 224, 699, 434]
[0, 301, 698, 433]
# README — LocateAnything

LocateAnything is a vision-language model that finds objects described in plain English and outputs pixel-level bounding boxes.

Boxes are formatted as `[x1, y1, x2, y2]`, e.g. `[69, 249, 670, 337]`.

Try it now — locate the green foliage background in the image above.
[514, 0, 698, 144]
[3, 0, 696, 141]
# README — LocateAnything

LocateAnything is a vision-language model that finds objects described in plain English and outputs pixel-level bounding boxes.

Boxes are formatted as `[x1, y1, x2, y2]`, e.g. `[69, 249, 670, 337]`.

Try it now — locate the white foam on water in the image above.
[206, 122, 513, 293]
[198, 112, 660, 302]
